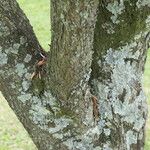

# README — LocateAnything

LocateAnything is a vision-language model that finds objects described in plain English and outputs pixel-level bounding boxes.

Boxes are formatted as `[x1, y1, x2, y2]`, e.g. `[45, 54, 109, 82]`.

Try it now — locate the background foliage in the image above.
[0, 0, 149, 149]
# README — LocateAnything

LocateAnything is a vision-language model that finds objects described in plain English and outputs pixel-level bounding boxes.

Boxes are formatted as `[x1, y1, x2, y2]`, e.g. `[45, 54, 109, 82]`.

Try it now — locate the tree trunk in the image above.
[0, 0, 150, 150]
[90, 1, 150, 149]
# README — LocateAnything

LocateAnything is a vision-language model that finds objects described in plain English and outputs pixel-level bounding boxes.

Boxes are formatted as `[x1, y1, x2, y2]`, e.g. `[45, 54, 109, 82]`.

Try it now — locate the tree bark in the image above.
[49, 0, 98, 101]
[0, 1, 55, 149]
[90, 1, 150, 149]
[0, 0, 150, 150]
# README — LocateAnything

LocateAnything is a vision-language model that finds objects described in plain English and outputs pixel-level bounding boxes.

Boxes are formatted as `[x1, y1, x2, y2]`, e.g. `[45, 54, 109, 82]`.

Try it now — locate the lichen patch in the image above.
[136, 0, 150, 8]
[106, 1, 125, 24]
[0, 51, 8, 66]
[18, 93, 32, 103]
[24, 54, 32, 63]
[15, 63, 27, 77]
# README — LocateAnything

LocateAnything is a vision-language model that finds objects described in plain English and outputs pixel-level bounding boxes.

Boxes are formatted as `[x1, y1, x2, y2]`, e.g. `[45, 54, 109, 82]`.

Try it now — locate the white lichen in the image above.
[13, 43, 20, 50]
[104, 128, 111, 136]
[76, 126, 101, 149]
[0, 51, 8, 66]
[28, 92, 72, 135]
[126, 130, 137, 150]
[138, 131, 143, 140]
[11, 83, 16, 89]
[43, 91, 58, 107]
[15, 63, 27, 77]
[63, 125, 103, 149]
[93, 146, 102, 150]
[18, 93, 32, 103]
[102, 23, 115, 34]
[48, 117, 73, 134]
[29, 96, 54, 130]
[91, 34, 147, 148]
[25, 72, 32, 80]
[5, 43, 20, 55]
[53, 133, 63, 139]
[106, 1, 125, 24]
[24, 54, 32, 63]
[136, 0, 150, 8]
[103, 143, 112, 150]
[22, 79, 30, 91]
[20, 36, 27, 45]
[96, 44, 146, 131]
[5, 47, 15, 54]
[83, 88, 94, 126]
[0, 21, 10, 37]
[146, 15, 150, 29]
[63, 138, 74, 150]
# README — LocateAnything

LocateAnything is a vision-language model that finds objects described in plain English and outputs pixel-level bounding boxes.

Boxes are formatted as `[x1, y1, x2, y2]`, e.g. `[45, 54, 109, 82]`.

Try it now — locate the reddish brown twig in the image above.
[31, 53, 47, 80]
[91, 95, 100, 123]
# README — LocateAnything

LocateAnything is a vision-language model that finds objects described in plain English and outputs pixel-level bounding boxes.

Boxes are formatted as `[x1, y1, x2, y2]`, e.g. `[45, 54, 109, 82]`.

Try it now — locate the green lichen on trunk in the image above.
[89, 1, 149, 149]
[31, 78, 45, 96]
[93, 0, 150, 56]
[91, 0, 150, 80]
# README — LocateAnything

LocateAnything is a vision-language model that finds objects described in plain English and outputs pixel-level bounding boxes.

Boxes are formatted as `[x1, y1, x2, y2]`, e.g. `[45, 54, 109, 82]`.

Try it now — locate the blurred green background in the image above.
[0, 0, 149, 149]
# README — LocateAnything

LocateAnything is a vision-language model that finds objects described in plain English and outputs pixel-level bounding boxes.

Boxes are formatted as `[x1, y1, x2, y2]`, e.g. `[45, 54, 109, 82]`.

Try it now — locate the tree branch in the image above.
[0, 1, 55, 149]
[0, 1, 101, 149]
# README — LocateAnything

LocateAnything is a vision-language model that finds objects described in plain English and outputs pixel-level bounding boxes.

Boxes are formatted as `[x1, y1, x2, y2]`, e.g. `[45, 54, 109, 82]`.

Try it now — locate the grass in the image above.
[17, 0, 50, 51]
[0, 0, 150, 150]
[0, 92, 37, 150]
[144, 53, 150, 150]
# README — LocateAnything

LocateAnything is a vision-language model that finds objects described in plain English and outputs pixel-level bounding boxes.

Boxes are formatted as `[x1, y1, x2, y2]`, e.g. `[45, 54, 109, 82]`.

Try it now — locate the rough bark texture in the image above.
[0, 0, 150, 150]
[49, 0, 99, 101]
[90, 1, 150, 150]
[0, 1, 55, 149]
[0, 0, 100, 150]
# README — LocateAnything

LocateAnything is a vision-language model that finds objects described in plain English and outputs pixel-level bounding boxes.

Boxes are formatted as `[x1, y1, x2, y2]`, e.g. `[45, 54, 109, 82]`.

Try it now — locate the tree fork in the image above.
[0, 0, 101, 149]
[0, 0, 150, 150]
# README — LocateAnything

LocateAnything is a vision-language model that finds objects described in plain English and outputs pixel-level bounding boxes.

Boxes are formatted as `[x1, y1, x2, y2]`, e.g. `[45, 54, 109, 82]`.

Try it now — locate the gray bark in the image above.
[0, 1, 55, 149]
[0, 0, 150, 150]
[90, 1, 150, 149]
